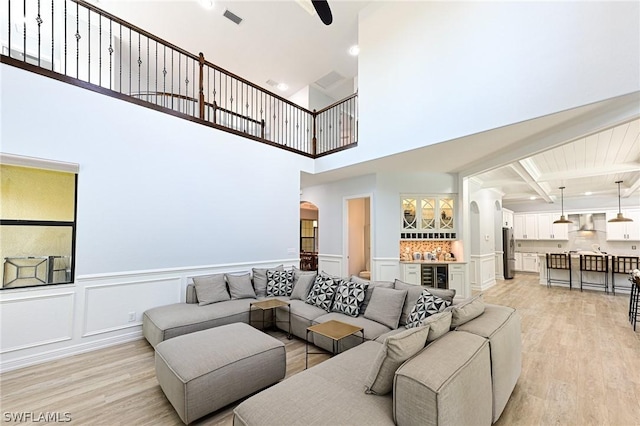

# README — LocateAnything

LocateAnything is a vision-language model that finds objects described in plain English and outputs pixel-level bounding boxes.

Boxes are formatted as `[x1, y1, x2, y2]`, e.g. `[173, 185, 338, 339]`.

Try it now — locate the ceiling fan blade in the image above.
[312, 0, 333, 25]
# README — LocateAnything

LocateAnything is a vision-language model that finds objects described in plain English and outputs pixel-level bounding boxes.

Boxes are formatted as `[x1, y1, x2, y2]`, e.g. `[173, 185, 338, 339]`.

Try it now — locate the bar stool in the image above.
[630, 276, 639, 331]
[579, 255, 608, 293]
[546, 253, 572, 290]
[611, 256, 640, 295]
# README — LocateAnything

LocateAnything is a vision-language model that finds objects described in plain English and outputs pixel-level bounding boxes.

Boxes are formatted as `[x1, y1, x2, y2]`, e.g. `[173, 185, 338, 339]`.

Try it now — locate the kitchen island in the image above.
[538, 253, 638, 293]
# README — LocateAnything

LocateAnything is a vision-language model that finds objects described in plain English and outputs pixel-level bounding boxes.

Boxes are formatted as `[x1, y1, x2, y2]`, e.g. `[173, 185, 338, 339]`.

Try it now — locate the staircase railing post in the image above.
[198, 52, 205, 120]
[312, 109, 317, 156]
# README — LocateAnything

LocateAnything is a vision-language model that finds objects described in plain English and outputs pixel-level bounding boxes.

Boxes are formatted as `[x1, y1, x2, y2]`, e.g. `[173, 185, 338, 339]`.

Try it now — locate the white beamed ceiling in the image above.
[473, 119, 640, 202]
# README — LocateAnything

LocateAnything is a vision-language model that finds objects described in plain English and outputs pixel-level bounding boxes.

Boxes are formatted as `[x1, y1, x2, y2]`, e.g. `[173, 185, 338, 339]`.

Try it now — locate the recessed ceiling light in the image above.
[348, 45, 360, 56]
[585, 191, 592, 196]
[200, 0, 214, 10]
[529, 196, 536, 200]
[277, 83, 289, 91]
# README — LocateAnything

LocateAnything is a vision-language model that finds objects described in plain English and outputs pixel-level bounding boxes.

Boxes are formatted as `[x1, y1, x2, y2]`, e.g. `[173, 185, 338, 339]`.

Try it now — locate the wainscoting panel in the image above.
[318, 254, 343, 277]
[471, 254, 497, 291]
[372, 258, 400, 282]
[0, 292, 75, 353]
[495, 251, 505, 281]
[82, 277, 182, 337]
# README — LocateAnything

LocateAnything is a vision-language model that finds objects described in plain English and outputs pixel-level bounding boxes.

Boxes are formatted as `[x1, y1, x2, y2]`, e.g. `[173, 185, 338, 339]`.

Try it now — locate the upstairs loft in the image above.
[1, 0, 358, 158]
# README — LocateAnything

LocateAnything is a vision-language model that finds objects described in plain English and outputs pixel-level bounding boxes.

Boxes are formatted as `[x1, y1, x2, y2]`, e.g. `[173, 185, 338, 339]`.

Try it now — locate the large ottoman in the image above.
[155, 322, 286, 424]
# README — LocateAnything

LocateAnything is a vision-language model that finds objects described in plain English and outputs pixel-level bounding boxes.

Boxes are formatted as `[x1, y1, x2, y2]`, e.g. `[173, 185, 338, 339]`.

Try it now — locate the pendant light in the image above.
[608, 180, 633, 222]
[553, 186, 572, 224]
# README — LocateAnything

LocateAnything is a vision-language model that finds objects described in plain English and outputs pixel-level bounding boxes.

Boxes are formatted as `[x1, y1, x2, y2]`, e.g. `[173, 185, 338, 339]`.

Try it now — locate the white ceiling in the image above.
[96, 0, 368, 101]
[94, 1, 640, 204]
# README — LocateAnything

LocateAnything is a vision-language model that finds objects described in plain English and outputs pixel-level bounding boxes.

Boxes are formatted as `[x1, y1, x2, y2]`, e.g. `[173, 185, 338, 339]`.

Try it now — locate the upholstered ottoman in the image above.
[155, 322, 286, 424]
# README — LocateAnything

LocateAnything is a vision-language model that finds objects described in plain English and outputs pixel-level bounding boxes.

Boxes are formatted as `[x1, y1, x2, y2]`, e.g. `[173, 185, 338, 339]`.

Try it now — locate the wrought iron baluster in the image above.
[75, 0, 79, 78]
[23, 0, 26, 63]
[128, 27, 131, 94]
[8, 0, 11, 60]
[118, 24, 121, 91]
[108, 19, 112, 90]
[170, 49, 174, 109]
[146, 36, 149, 98]
[51, 0, 54, 71]
[88, 8, 91, 83]
[137, 31, 140, 96]
[98, 12, 101, 86]
[37, 0, 41, 66]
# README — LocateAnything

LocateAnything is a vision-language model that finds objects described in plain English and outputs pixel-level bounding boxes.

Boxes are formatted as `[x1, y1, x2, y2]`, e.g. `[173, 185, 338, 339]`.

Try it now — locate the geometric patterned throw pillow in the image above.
[306, 273, 339, 311]
[331, 280, 368, 317]
[405, 289, 452, 328]
[266, 269, 294, 297]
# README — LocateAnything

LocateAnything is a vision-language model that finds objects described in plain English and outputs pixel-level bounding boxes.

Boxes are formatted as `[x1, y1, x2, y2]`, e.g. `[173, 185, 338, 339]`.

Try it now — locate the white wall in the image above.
[0, 64, 312, 371]
[316, 0, 640, 172]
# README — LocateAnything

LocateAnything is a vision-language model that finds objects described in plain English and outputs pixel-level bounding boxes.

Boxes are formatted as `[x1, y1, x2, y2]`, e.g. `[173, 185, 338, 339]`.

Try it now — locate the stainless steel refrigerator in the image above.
[503, 228, 515, 279]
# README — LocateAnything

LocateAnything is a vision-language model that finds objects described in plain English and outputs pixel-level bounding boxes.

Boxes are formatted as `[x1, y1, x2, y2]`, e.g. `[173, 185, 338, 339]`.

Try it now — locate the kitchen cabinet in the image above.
[514, 253, 523, 271]
[401, 195, 457, 239]
[401, 263, 421, 285]
[513, 214, 538, 240]
[448, 264, 467, 298]
[502, 209, 514, 228]
[521, 253, 539, 272]
[536, 213, 569, 240]
[606, 210, 640, 241]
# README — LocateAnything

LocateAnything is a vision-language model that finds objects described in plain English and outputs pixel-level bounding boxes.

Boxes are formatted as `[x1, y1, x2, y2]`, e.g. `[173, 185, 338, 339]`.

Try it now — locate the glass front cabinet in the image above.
[401, 195, 457, 239]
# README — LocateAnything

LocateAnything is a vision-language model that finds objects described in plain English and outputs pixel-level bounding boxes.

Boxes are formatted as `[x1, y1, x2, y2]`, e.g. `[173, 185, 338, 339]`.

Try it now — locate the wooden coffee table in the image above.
[305, 320, 364, 368]
[249, 299, 291, 338]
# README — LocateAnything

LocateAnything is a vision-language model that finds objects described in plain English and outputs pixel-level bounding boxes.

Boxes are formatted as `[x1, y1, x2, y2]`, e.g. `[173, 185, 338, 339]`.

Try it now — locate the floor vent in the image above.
[223, 9, 243, 25]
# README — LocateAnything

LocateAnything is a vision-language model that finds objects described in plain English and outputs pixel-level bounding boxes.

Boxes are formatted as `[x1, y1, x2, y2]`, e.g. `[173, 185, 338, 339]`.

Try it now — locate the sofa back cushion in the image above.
[420, 311, 452, 342]
[449, 294, 485, 328]
[363, 287, 407, 329]
[364, 324, 430, 395]
[226, 273, 257, 299]
[193, 273, 230, 306]
[351, 276, 394, 315]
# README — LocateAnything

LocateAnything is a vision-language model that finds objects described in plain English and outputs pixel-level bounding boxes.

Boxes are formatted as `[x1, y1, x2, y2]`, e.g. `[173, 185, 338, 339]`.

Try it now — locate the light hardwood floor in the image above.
[1, 274, 639, 425]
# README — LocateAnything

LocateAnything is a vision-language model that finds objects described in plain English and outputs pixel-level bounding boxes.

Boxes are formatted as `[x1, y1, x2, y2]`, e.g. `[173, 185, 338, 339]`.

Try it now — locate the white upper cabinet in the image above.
[537, 213, 569, 240]
[401, 195, 457, 238]
[513, 214, 538, 240]
[502, 209, 514, 228]
[606, 209, 640, 241]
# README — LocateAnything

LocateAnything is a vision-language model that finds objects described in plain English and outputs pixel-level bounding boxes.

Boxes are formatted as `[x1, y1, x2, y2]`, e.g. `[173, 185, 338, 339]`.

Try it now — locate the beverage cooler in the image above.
[421, 264, 448, 289]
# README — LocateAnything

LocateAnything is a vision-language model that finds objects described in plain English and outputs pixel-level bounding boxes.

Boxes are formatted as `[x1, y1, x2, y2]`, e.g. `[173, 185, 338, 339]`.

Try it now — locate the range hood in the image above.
[579, 214, 595, 231]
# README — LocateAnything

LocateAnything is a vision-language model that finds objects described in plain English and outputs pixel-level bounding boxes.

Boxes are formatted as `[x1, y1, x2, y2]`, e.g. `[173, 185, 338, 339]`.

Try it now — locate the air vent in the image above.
[314, 71, 344, 89]
[223, 9, 243, 25]
[266, 79, 278, 87]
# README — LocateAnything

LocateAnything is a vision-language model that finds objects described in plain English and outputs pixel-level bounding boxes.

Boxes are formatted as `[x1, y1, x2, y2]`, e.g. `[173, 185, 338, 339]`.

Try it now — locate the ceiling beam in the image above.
[509, 161, 554, 203]
[623, 178, 640, 198]
[535, 162, 640, 182]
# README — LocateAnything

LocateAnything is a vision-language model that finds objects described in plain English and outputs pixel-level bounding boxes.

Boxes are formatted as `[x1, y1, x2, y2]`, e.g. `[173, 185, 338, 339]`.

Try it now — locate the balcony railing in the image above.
[0, 0, 357, 158]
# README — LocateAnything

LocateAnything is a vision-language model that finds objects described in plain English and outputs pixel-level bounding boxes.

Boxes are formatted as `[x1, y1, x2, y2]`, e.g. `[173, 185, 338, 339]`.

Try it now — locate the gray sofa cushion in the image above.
[233, 341, 394, 426]
[364, 287, 407, 329]
[351, 278, 394, 315]
[421, 310, 452, 342]
[290, 272, 317, 300]
[252, 265, 283, 298]
[394, 279, 455, 325]
[193, 274, 230, 305]
[226, 273, 257, 300]
[364, 324, 430, 395]
[450, 294, 485, 328]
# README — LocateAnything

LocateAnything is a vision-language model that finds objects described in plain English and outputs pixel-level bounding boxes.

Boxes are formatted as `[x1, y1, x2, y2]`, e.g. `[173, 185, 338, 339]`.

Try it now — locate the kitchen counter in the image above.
[400, 260, 466, 264]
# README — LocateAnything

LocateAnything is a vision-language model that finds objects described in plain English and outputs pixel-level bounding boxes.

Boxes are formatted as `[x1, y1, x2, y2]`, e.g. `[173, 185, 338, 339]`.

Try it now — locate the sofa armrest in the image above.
[186, 284, 198, 304]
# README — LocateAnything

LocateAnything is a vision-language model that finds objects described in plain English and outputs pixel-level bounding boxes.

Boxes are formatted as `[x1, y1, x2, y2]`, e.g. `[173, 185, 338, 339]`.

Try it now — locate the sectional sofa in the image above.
[142, 267, 522, 425]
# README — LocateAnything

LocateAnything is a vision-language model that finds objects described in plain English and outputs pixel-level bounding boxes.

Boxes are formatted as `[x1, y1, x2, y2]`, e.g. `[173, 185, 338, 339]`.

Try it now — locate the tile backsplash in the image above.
[400, 241, 453, 261]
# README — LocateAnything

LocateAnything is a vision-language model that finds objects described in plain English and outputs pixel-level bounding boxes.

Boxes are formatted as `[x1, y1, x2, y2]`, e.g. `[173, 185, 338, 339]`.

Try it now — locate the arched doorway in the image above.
[300, 201, 318, 271]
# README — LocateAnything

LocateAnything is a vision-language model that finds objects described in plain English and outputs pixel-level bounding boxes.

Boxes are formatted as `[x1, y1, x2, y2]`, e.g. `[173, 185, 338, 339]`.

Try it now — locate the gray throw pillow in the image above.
[364, 324, 430, 395]
[419, 311, 452, 342]
[351, 277, 394, 314]
[394, 279, 455, 325]
[450, 294, 485, 328]
[290, 272, 317, 300]
[193, 273, 230, 306]
[252, 265, 283, 297]
[405, 289, 452, 328]
[363, 287, 407, 329]
[225, 273, 256, 299]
